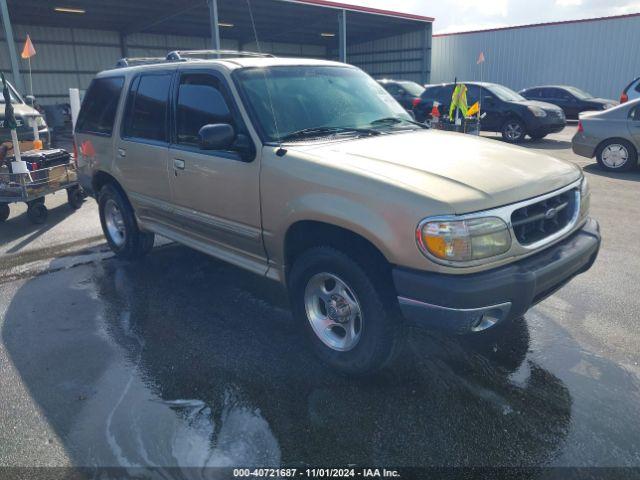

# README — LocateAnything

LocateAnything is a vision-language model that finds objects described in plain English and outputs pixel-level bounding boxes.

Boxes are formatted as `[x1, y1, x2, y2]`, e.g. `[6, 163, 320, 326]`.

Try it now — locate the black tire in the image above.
[596, 139, 638, 172]
[288, 246, 400, 375]
[27, 202, 48, 224]
[501, 118, 526, 143]
[67, 186, 84, 210]
[98, 184, 155, 260]
[0, 203, 9, 222]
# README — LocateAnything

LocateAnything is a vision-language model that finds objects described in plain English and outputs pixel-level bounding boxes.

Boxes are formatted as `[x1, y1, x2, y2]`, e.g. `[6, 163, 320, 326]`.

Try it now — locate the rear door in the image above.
[74, 76, 125, 193]
[166, 68, 266, 274]
[628, 105, 640, 145]
[116, 70, 174, 224]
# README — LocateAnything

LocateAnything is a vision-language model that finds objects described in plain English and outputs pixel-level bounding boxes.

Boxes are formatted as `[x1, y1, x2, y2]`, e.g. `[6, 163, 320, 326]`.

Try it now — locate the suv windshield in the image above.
[0, 82, 22, 104]
[235, 66, 412, 143]
[398, 81, 424, 96]
[487, 84, 526, 102]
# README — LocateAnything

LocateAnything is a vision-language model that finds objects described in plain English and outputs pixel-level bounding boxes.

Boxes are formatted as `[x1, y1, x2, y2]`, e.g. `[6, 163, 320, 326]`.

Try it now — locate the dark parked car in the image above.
[377, 79, 425, 111]
[520, 85, 618, 119]
[414, 82, 566, 143]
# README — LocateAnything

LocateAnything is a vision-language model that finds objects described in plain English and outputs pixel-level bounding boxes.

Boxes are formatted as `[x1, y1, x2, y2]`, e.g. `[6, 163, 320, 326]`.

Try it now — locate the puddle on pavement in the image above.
[2, 245, 639, 469]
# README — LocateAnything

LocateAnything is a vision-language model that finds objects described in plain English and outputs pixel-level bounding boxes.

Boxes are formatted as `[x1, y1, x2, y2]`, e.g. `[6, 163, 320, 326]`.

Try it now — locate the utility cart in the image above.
[0, 159, 83, 224]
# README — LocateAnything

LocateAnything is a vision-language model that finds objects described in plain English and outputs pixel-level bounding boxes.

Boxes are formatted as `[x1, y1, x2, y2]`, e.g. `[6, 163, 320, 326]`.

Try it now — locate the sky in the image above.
[346, 0, 640, 33]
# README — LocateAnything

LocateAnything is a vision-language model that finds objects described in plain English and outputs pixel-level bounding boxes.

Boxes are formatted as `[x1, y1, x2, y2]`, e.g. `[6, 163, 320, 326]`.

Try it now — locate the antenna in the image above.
[245, 0, 283, 148]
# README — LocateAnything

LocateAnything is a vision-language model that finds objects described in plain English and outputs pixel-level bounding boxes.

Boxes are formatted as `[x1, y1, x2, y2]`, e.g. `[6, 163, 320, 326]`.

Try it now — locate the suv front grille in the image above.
[511, 190, 577, 245]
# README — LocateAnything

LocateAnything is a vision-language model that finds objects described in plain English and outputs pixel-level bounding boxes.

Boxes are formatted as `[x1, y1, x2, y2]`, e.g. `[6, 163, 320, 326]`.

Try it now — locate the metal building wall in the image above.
[348, 27, 432, 84]
[431, 14, 640, 99]
[0, 25, 326, 105]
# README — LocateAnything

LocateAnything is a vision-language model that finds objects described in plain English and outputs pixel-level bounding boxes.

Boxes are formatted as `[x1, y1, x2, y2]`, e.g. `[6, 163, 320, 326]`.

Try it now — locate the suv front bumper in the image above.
[394, 218, 600, 334]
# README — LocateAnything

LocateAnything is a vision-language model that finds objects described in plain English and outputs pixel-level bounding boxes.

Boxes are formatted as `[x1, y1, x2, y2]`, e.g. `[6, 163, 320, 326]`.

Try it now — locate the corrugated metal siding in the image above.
[431, 15, 640, 99]
[347, 28, 431, 84]
[0, 25, 326, 105]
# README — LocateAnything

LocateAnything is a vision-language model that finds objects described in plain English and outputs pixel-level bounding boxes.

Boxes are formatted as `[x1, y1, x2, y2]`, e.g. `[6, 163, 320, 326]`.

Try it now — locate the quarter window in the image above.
[176, 73, 233, 146]
[76, 76, 124, 136]
[123, 73, 172, 142]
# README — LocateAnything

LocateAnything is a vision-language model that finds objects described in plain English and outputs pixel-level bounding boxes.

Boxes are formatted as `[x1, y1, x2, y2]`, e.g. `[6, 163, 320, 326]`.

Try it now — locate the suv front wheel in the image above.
[98, 184, 155, 260]
[502, 118, 526, 143]
[288, 247, 400, 375]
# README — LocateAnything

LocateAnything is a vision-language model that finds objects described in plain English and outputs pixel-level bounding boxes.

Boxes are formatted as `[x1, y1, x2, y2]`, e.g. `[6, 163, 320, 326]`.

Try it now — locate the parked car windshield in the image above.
[486, 84, 526, 102]
[564, 86, 594, 100]
[0, 82, 22, 104]
[398, 81, 425, 96]
[235, 66, 412, 143]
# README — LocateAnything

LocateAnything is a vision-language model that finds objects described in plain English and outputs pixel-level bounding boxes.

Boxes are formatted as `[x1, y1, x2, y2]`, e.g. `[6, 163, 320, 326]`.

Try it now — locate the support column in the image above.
[338, 9, 346, 63]
[119, 32, 129, 59]
[421, 23, 432, 85]
[0, 0, 24, 94]
[207, 0, 221, 54]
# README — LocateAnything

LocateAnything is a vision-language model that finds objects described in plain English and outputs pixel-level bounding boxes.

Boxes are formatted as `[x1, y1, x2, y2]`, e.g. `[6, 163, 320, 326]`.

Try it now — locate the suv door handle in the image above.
[117, 148, 126, 158]
[174, 159, 185, 170]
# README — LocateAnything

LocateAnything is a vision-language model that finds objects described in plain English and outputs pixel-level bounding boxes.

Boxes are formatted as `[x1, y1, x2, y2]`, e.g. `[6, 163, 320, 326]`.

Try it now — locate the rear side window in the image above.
[76, 77, 124, 136]
[176, 73, 233, 146]
[122, 73, 172, 142]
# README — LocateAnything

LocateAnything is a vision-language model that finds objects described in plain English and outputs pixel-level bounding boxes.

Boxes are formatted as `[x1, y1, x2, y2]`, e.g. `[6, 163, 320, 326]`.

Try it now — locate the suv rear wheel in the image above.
[98, 184, 155, 259]
[502, 119, 526, 143]
[596, 139, 637, 172]
[288, 246, 399, 375]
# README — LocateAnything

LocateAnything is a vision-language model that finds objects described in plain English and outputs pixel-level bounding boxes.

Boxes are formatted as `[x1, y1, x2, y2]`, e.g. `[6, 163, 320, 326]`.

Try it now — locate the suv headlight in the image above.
[417, 217, 511, 263]
[528, 106, 547, 117]
[36, 116, 47, 128]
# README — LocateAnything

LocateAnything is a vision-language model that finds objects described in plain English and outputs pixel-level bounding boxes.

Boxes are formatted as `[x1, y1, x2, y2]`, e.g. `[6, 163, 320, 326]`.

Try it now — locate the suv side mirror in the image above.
[198, 124, 235, 151]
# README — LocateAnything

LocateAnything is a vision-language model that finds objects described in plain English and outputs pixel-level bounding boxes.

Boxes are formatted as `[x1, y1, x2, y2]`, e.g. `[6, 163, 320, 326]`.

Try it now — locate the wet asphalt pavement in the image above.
[0, 126, 639, 474]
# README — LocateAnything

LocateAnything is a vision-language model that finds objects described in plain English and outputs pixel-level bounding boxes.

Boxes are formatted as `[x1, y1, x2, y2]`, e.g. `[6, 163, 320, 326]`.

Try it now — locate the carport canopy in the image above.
[4, 0, 431, 52]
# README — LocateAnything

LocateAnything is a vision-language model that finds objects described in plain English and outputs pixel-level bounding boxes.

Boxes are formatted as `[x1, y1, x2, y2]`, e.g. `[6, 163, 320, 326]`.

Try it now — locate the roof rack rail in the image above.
[166, 50, 275, 61]
[115, 57, 173, 68]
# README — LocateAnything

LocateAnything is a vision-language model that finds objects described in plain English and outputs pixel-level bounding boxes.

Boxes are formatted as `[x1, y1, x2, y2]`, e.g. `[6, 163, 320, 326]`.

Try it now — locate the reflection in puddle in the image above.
[80, 264, 281, 473]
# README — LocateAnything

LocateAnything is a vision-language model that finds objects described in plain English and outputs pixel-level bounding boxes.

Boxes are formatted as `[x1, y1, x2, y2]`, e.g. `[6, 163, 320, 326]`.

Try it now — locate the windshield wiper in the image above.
[369, 117, 428, 129]
[279, 126, 381, 143]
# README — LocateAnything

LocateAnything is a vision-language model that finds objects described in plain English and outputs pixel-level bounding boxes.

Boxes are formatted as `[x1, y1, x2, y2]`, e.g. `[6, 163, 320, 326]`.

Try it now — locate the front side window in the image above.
[176, 73, 233, 146]
[76, 76, 124, 135]
[235, 66, 410, 143]
[123, 73, 172, 142]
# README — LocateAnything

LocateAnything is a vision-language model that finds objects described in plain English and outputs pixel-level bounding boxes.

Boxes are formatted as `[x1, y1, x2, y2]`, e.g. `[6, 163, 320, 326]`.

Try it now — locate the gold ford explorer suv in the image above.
[75, 52, 601, 374]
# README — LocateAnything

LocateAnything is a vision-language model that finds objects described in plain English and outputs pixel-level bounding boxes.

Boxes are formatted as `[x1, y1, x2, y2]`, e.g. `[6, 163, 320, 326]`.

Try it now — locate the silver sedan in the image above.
[572, 98, 640, 172]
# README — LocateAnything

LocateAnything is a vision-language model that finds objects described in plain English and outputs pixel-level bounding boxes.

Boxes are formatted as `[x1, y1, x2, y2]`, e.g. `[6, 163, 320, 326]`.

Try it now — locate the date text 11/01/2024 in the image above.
[233, 468, 401, 478]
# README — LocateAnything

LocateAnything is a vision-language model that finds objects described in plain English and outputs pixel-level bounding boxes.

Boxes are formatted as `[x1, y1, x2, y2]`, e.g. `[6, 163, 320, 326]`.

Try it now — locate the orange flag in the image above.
[21, 35, 36, 59]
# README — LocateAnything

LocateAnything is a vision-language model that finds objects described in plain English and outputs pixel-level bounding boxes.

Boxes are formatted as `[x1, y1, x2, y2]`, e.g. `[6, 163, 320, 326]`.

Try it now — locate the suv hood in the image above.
[0, 102, 40, 120]
[518, 99, 564, 113]
[294, 130, 581, 214]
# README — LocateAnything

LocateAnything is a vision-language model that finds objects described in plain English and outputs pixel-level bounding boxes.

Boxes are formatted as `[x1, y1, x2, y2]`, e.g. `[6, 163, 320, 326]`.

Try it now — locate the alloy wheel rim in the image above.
[602, 144, 629, 168]
[304, 272, 363, 352]
[105, 199, 126, 247]
[506, 122, 523, 140]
